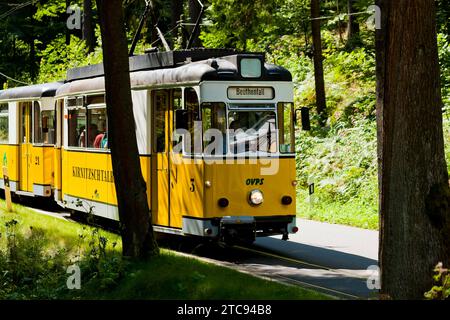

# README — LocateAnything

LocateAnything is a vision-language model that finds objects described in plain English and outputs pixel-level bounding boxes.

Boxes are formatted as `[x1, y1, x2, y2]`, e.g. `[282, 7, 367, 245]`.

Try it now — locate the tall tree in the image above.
[346, 0, 360, 47]
[83, 0, 96, 53]
[311, 0, 327, 125]
[377, 0, 450, 299]
[95, 0, 158, 259]
[170, 0, 184, 48]
[188, 0, 202, 47]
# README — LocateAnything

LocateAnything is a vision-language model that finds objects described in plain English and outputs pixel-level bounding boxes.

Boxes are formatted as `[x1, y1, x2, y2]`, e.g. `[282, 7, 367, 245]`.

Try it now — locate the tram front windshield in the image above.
[228, 110, 276, 154]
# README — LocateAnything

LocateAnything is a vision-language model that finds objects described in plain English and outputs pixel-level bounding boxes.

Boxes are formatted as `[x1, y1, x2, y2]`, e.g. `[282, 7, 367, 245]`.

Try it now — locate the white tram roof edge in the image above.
[0, 82, 63, 103]
[55, 55, 293, 98]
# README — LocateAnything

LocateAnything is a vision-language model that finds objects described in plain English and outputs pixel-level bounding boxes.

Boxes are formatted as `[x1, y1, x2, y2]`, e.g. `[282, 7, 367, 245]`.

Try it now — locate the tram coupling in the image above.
[219, 216, 256, 246]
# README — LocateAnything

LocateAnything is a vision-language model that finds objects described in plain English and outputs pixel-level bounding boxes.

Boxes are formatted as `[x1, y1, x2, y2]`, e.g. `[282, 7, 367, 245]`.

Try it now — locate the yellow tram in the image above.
[0, 49, 304, 244]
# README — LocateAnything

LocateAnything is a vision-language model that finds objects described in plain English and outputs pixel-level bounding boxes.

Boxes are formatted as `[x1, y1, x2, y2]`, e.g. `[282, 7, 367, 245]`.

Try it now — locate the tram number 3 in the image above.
[34, 156, 40, 165]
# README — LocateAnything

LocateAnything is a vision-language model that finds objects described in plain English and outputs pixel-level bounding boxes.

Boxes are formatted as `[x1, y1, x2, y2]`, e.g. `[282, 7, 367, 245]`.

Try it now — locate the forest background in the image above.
[1, 0, 449, 230]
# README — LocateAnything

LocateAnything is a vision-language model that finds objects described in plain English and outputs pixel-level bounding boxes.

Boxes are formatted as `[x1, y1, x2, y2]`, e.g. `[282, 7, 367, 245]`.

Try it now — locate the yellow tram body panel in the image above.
[61, 149, 151, 217]
[0, 144, 54, 196]
[166, 154, 205, 229]
[0, 144, 20, 184]
[59, 149, 295, 229]
[203, 158, 296, 218]
[18, 145, 55, 195]
[166, 157, 296, 229]
[28, 145, 54, 187]
[53, 147, 62, 199]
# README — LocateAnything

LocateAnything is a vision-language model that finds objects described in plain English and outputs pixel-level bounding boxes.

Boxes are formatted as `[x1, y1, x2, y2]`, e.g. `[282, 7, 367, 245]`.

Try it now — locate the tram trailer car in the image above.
[0, 82, 62, 197]
[0, 49, 304, 244]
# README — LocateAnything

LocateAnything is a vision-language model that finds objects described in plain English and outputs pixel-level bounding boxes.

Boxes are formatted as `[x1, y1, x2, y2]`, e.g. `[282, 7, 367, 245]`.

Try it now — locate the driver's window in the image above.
[202, 102, 226, 155]
[184, 87, 200, 154]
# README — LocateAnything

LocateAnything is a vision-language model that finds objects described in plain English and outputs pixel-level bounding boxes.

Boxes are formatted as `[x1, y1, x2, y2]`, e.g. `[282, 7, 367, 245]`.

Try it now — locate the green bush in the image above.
[0, 219, 69, 299]
[0, 217, 126, 299]
[37, 35, 103, 84]
[424, 263, 450, 300]
[439, 34, 450, 110]
[296, 117, 378, 229]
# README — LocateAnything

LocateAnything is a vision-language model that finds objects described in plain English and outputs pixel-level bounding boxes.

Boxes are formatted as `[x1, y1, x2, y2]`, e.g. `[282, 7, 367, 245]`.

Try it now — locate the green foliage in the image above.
[34, 0, 67, 21]
[296, 117, 378, 229]
[443, 113, 450, 175]
[439, 34, 450, 110]
[0, 219, 69, 299]
[68, 227, 126, 295]
[0, 0, 69, 87]
[0, 215, 126, 299]
[37, 35, 103, 83]
[436, 0, 450, 37]
[200, 0, 280, 50]
[424, 263, 450, 300]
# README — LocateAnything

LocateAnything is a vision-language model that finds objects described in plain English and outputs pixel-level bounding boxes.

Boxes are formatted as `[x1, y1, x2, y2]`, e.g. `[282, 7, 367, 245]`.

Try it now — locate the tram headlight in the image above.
[248, 189, 264, 206]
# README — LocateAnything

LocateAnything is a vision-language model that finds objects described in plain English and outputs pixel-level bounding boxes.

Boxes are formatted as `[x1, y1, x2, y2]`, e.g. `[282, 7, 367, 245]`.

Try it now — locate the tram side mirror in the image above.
[175, 110, 188, 130]
[295, 107, 311, 131]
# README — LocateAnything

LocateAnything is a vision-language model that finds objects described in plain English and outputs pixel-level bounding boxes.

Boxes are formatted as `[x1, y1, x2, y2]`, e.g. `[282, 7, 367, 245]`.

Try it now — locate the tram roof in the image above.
[0, 82, 63, 101]
[57, 53, 292, 96]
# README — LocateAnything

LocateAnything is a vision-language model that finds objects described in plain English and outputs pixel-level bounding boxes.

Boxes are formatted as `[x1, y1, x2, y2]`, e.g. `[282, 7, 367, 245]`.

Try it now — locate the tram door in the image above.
[19, 102, 33, 192]
[152, 90, 170, 226]
[152, 89, 185, 228]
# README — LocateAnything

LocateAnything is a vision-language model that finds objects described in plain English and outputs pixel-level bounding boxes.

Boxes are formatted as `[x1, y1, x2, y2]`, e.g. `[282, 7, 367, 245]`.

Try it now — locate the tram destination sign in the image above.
[227, 86, 274, 100]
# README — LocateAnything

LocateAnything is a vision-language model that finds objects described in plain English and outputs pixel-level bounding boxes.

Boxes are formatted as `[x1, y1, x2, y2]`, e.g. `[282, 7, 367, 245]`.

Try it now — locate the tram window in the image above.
[87, 107, 108, 148]
[68, 108, 86, 147]
[277, 103, 294, 153]
[87, 95, 105, 105]
[68, 97, 84, 108]
[228, 110, 277, 154]
[172, 89, 183, 149]
[33, 101, 55, 144]
[154, 91, 168, 153]
[42, 111, 55, 144]
[201, 102, 226, 154]
[185, 88, 200, 154]
[0, 104, 8, 143]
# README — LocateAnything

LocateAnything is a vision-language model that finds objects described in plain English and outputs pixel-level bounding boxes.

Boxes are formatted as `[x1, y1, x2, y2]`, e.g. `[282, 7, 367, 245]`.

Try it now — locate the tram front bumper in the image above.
[182, 215, 297, 243]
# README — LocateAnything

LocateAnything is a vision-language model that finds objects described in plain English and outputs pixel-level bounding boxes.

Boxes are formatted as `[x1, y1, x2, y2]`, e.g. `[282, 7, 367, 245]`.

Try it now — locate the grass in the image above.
[0, 201, 122, 253]
[0, 199, 329, 300]
[76, 252, 327, 300]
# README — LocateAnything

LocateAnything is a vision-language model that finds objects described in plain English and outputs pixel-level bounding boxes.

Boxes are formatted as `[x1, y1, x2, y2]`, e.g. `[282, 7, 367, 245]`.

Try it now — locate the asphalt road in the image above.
[169, 218, 379, 299]
[250, 218, 379, 299]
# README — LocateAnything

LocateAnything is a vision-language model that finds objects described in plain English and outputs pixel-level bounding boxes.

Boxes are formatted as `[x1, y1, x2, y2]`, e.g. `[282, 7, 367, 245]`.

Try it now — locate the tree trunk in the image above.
[66, 0, 71, 45]
[376, 0, 450, 299]
[310, 0, 327, 126]
[83, 0, 96, 53]
[29, 38, 36, 81]
[346, 0, 360, 46]
[171, 0, 183, 30]
[95, 0, 158, 259]
[188, 0, 202, 48]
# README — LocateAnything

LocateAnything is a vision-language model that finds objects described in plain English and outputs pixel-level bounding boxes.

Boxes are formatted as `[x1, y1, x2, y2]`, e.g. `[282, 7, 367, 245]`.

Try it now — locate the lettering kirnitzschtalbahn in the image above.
[72, 166, 114, 183]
